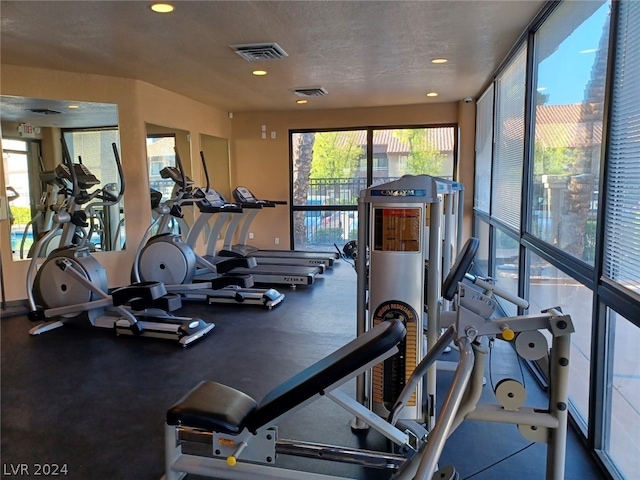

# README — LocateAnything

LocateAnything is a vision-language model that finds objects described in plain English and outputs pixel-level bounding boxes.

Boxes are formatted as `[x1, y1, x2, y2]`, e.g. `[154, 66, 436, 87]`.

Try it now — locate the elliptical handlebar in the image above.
[173, 147, 190, 194]
[107, 143, 126, 206]
[59, 138, 125, 208]
[199, 151, 211, 193]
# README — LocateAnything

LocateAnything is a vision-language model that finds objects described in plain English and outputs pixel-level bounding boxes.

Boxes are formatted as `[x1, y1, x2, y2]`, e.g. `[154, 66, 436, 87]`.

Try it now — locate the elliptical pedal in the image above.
[114, 315, 214, 347]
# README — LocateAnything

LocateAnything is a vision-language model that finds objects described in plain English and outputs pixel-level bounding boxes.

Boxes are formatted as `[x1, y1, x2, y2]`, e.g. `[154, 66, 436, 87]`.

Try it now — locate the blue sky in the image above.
[536, 2, 611, 105]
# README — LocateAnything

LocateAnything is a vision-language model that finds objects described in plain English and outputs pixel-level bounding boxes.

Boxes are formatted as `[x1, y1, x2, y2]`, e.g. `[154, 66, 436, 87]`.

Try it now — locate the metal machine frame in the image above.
[161, 277, 573, 479]
[161, 233, 573, 479]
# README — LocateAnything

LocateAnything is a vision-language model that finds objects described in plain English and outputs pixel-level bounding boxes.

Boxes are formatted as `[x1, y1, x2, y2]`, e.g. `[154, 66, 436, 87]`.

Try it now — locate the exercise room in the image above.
[0, 1, 635, 479]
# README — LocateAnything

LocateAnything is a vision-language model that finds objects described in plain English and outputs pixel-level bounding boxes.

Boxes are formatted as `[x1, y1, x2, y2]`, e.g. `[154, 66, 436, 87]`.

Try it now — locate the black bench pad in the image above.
[246, 319, 405, 432]
[167, 320, 405, 435]
[167, 381, 258, 434]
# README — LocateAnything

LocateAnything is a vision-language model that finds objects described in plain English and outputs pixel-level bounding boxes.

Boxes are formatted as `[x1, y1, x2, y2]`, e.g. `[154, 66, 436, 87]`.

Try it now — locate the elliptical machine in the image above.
[27, 139, 215, 347]
[132, 149, 284, 309]
[19, 159, 70, 259]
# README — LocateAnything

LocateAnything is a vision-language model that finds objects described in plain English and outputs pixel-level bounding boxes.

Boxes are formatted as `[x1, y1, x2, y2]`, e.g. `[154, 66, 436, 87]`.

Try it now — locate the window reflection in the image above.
[531, 1, 611, 264]
[606, 308, 640, 477]
[527, 250, 593, 428]
[494, 229, 519, 316]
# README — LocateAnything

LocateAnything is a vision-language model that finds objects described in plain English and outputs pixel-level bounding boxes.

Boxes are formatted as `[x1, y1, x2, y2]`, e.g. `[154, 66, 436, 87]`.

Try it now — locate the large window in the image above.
[605, 309, 640, 478]
[527, 251, 593, 428]
[530, 0, 610, 265]
[604, 0, 640, 295]
[471, 1, 640, 479]
[474, 86, 494, 214]
[599, 2, 640, 476]
[291, 126, 456, 250]
[492, 45, 526, 231]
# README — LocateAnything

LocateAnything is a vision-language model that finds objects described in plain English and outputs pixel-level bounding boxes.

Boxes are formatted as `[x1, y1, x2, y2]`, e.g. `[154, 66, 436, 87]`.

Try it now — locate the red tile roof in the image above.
[146, 137, 175, 158]
[331, 127, 455, 153]
[535, 104, 602, 148]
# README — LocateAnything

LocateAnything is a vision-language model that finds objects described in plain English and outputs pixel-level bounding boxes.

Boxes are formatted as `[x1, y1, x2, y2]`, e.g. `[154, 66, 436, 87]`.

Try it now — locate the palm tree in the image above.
[292, 132, 315, 247]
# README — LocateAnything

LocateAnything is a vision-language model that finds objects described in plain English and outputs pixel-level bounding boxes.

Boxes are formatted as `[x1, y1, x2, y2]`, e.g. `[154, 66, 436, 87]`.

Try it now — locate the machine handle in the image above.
[226, 441, 248, 466]
[174, 147, 190, 194]
[199, 151, 211, 192]
[464, 273, 530, 310]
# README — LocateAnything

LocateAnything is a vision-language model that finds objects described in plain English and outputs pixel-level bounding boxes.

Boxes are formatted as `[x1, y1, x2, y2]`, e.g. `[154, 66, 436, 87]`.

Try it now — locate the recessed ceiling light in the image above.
[67, 105, 80, 109]
[150, 3, 174, 13]
[431, 58, 448, 64]
[296, 100, 308, 105]
[426, 92, 439, 97]
[252, 70, 267, 76]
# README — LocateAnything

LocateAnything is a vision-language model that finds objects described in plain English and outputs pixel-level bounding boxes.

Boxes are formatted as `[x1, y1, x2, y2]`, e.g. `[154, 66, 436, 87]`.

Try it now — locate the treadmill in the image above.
[217, 186, 339, 269]
[189, 153, 324, 287]
[190, 187, 322, 287]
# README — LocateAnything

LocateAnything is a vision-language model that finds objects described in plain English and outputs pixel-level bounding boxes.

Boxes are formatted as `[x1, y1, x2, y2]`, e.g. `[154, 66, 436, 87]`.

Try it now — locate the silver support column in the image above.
[352, 196, 370, 429]
[546, 331, 570, 480]
[425, 199, 442, 429]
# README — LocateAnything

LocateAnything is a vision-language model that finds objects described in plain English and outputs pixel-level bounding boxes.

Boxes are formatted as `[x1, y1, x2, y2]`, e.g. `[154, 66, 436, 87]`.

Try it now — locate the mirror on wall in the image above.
[145, 124, 192, 237]
[1, 95, 122, 260]
[195, 133, 231, 251]
[200, 133, 231, 201]
[143, 127, 230, 252]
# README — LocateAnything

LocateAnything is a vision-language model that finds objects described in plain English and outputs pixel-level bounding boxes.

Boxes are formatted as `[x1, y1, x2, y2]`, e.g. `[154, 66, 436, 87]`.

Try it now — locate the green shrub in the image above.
[9, 206, 32, 226]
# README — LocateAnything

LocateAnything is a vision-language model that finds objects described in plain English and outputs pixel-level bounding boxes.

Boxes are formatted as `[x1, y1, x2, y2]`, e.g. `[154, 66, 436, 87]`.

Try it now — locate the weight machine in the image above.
[160, 235, 573, 479]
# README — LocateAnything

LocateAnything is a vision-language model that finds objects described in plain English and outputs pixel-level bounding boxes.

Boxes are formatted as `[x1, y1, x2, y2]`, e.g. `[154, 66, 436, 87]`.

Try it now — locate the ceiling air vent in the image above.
[28, 108, 61, 115]
[230, 42, 288, 62]
[292, 87, 328, 98]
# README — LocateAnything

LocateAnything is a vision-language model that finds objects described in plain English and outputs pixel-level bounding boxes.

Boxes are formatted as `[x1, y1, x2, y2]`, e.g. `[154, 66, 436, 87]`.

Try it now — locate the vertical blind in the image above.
[492, 45, 527, 229]
[474, 85, 494, 213]
[604, 0, 640, 294]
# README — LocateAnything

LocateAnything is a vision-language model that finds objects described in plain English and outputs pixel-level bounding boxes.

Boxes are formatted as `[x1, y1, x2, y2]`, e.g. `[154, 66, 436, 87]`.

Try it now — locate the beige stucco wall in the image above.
[0, 64, 475, 303]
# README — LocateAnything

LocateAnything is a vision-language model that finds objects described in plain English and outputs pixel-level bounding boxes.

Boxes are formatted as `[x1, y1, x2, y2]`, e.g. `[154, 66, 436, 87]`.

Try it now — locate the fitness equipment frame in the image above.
[160, 237, 573, 479]
[356, 175, 444, 428]
[133, 150, 285, 309]
[19, 165, 68, 259]
[189, 174, 324, 287]
[219, 184, 338, 269]
[27, 140, 214, 346]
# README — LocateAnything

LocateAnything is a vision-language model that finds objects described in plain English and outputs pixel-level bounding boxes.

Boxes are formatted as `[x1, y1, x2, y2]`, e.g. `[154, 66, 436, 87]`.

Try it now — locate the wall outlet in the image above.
[274, 237, 279, 245]
[249, 232, 254, 239]
[271, 131, 276, 139]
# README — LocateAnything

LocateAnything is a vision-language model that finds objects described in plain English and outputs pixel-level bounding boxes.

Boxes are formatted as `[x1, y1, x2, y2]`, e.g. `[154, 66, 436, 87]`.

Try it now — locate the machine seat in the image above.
[166, 319, 406, 434]
[167, 381, 258, 434]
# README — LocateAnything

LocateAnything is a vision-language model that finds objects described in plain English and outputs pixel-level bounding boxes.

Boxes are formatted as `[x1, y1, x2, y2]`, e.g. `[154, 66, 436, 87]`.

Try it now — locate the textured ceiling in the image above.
[0, 0, 546, 113]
